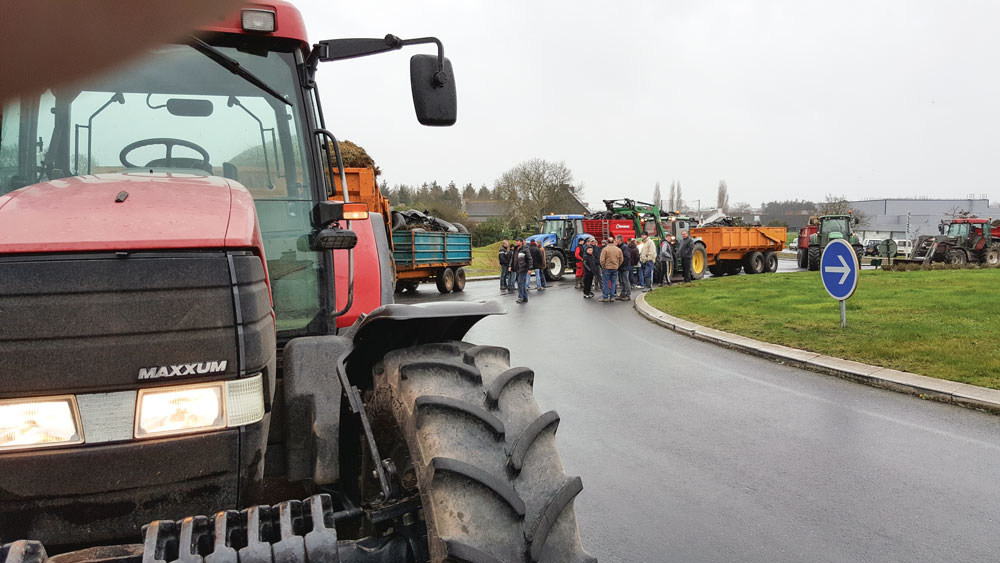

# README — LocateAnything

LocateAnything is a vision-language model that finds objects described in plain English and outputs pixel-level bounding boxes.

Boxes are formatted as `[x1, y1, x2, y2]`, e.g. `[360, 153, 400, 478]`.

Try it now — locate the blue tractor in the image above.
[526, 214, 589, 280]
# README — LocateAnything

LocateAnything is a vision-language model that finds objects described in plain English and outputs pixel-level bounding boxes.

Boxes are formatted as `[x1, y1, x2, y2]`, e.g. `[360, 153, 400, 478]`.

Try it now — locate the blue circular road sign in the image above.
[820, 239, 859, 300]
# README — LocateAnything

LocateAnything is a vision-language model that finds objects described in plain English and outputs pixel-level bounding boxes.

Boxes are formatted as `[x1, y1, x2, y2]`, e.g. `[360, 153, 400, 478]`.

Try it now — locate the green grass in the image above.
[467, 241, 503, 276]
[645, 269, 1000, 388]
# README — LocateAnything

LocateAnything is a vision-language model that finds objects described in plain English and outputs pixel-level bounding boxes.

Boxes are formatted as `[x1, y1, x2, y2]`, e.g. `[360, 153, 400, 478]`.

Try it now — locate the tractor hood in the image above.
[0, 172, 262, 253]
[527, 233, 556, 247]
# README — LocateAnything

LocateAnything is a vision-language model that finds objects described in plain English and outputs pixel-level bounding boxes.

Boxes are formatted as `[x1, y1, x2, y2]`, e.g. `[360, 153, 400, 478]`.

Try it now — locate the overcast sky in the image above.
[298, 0, 999, 209]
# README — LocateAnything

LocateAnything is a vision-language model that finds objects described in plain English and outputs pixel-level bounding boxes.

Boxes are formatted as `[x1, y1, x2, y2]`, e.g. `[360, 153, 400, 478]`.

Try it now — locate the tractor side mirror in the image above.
[853, 217, 860, 225]
[312, 35, 457, 126]
[299, 228, 358, 251]
[411, 54, 456, 126]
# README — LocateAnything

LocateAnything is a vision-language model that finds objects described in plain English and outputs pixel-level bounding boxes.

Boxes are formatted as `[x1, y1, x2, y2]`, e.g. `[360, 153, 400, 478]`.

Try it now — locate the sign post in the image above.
[819, 239, 860, 328]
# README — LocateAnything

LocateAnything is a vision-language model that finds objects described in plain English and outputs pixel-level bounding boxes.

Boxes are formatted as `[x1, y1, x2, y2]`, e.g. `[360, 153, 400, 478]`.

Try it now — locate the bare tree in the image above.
[652, 181, 662, 209]
[731, 201, 753, 220]
[494, 158, 576, 224]
[818, 193, 851, 215]
[668, 182, 676, 211]
[716, 180, 729, 212]
[675, 182, 683, 211]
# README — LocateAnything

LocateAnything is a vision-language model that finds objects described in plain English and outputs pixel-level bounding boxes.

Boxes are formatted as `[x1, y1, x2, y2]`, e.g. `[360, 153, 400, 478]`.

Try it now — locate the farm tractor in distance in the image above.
[526, 214, 588, 281]
[896, 218, 1000, 266]
[806, 213, 864, 271]
[0, 3, 593, 563]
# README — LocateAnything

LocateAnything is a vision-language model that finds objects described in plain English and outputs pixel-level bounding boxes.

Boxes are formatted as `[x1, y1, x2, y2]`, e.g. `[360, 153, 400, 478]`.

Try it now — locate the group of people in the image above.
[496, 230, 699, 304]
[497, 239, 547, 303]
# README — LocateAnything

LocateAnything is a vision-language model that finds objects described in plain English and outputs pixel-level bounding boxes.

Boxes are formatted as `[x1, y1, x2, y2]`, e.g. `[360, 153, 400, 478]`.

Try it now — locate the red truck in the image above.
[0, 4, 592, 562]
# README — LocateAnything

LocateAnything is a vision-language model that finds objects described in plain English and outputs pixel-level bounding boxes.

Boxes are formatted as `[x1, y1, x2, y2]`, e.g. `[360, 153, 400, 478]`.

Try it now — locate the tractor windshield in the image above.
[541, 220, 567, 239]
[947, 223, 970, 237]
[0, 38, 326, 336]
[821, 217, 849, 234]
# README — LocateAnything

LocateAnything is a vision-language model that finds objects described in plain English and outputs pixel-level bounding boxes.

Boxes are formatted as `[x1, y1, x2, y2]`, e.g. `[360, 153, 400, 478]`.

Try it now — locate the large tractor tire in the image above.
[743, 251, 765, 274]
[725, 261, 743, 275]
[984, 245, 1000, 266]
[853, 245, 864, 268]
[796, 248, 808, 269]
[807, 246, 821, 271]
[544, 249, 566, 281]
[375, 342, 594, 563]
[947, 249, 967, 265]
[436, 268, 456, 293]
[690, 244, 707, 280]
[654, 261, 672, 284]
[763, 251, 779, 273]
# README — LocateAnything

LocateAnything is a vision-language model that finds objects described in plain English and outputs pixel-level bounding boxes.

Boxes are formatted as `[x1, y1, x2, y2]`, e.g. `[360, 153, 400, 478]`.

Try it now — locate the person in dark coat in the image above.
[582, 243, 599, 298]
[498, 240, 510, 290]
[505, 244, 518, 291]
[676, 230, 694, 282]
[628, 239, 640, 287]
[514, 239, 533, 303]
[528, 241, 546, 290]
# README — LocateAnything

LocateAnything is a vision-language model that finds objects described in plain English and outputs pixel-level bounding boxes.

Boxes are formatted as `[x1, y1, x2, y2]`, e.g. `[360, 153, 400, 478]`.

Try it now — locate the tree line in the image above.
[383, 158, 584, 246]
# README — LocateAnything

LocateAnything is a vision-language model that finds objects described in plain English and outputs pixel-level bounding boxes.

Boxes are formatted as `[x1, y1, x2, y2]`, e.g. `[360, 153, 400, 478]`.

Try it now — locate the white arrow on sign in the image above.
[824, 254, 851, 284]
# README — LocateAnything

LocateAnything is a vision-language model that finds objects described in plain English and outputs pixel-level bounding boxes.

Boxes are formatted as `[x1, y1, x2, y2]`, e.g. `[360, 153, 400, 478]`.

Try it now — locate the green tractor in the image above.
[806, 213, 864, 271]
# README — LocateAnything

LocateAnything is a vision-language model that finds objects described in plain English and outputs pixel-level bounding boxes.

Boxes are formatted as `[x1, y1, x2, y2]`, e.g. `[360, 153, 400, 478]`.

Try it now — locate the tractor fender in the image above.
[342, 301, 506, 387]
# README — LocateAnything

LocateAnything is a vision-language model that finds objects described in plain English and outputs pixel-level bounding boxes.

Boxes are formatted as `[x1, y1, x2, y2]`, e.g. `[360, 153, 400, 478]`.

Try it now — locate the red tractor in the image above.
[0, 4, 592, 562]
[897, 218, 1000, 266]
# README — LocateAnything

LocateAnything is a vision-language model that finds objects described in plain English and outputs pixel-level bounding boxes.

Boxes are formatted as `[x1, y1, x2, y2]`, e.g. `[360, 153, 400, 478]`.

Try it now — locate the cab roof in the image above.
[201, 1, 309, 50]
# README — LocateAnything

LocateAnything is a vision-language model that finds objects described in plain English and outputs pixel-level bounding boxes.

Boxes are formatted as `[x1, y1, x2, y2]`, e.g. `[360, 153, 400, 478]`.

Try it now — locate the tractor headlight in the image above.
[135, 384, 225, 438]
[134, 375, 265, 439]
[0, 396, 83, 451]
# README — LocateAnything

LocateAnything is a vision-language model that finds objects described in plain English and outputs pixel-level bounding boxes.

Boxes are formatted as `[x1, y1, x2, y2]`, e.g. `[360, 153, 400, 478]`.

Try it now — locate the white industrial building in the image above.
[848, 197, 997, 242]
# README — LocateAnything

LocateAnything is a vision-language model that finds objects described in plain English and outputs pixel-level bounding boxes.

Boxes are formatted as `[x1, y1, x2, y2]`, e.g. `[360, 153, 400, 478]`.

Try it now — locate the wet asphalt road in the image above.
[396, 271, 1000, 563]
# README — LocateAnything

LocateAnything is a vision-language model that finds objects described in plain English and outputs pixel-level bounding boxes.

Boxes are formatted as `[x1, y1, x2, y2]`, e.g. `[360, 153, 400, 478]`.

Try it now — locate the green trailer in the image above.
[392, 230, 472, 293]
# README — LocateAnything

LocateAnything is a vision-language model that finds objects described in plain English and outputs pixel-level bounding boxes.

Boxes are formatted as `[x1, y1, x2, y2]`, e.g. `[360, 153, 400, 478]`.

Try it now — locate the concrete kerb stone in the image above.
[633, 294, 1000, 415]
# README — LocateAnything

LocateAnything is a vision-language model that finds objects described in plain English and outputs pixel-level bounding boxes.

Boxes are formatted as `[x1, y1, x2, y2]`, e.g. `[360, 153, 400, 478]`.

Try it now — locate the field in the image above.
[645, 268, 1000, 388]
[468, 241, 503, 276]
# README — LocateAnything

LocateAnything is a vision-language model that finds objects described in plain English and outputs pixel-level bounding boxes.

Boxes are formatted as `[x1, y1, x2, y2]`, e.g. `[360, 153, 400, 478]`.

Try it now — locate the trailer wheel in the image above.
[436, 268, 455, 293]
[743, 251, 765, 274]
[544, 249, 565, 281]
[453, 267, 467, 292]
[690, 244, 707, 279]
[708, 264, 725, 277]
[374, 342, 594, 563]
[725, 261, 743, 275]
[763, 251, 778, 273]
[807, 246, 821, 271]
[797, 248, 808, 269]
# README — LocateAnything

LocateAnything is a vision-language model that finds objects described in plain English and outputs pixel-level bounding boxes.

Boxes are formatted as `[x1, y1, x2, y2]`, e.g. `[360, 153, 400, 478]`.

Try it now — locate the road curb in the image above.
[634, 294, 1000, 415]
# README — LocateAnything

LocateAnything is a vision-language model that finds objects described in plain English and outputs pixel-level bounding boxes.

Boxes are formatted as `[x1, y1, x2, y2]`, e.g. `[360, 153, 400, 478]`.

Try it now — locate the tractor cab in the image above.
[809, 214, 860, 247]
[534, 214, 586, 252]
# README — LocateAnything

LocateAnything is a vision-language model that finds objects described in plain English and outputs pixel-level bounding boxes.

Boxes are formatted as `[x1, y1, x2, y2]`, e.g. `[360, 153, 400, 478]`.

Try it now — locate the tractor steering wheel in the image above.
[119, 138, 211, 170]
